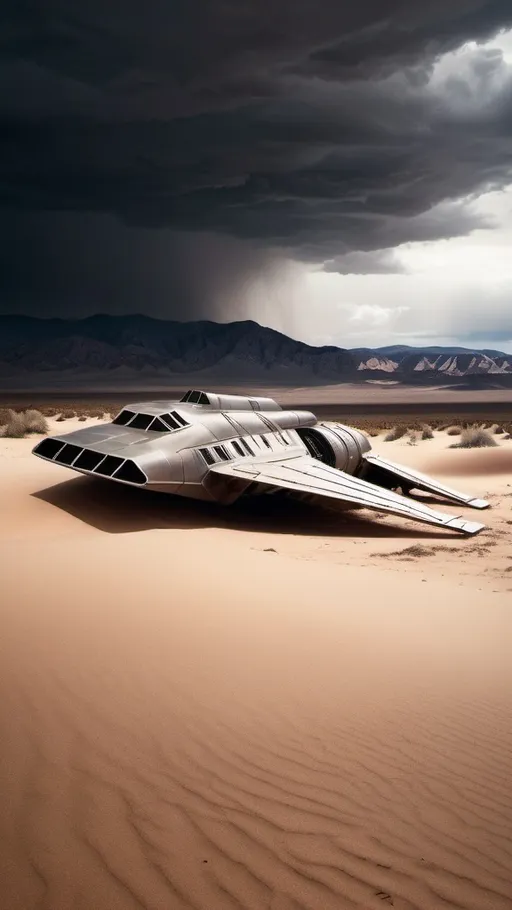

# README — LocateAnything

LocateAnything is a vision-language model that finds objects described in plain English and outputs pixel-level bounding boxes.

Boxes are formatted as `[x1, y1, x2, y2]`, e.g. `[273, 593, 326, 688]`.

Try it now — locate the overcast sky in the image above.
[1, 2, 512, 350]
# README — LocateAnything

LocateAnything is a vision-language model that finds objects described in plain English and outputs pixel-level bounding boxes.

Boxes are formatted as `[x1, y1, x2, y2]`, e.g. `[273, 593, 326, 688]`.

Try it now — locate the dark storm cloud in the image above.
[324, 249, 408, 275]
[1, 0, 512, 316]
[0, 211, 279, 320]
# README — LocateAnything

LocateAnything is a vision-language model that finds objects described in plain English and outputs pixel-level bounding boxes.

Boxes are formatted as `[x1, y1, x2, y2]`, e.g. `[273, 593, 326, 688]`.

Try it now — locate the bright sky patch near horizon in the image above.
[221, 32, 512, 352]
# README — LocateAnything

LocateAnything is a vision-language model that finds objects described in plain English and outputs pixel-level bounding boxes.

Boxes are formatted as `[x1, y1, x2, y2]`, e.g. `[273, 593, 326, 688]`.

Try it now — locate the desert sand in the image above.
[1, 416, 512, 910]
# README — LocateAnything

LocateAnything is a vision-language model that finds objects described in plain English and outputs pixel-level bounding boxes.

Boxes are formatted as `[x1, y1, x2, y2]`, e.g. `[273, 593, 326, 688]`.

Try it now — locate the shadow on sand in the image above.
[33, 475, 459, 540]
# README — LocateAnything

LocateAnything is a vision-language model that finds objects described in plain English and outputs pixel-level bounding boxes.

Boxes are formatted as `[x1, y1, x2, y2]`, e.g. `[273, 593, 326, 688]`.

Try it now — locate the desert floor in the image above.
[1, 416, 512, 910]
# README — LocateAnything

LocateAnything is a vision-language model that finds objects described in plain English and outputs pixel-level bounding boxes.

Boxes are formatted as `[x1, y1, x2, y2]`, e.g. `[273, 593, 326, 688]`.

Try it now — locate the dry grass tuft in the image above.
[384, 426, 406, 442]
[450, 426, 498, 449]
[421, 423, 434, 440]
[23, 409, 49, 433]
[1, 411, 26, 437]
[407, 430, 418, 445]
[446, 425, 462, 436]
[375, 544, 434, 559]
[1, 408, 48, 437]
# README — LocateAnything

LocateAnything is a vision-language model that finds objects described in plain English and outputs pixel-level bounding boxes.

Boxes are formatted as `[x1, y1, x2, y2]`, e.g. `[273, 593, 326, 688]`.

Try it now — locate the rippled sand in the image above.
[1, 421, 512, 910]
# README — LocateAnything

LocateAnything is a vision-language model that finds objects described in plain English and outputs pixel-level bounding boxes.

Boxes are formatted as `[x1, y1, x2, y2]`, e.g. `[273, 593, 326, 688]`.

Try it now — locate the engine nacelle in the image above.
[297, 422, 371, 476]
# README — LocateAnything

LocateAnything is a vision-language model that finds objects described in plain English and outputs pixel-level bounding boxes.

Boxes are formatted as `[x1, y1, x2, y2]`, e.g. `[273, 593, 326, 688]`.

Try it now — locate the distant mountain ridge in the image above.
[1, 314, 511, 386]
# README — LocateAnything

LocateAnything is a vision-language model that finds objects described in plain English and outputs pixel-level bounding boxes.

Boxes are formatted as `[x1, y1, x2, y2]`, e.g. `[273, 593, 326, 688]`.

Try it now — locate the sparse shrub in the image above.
[407, 431, 418, 445]
[491, 424, 505, 434]
[23, 409, 49, 433]
[1, 411, 26, 437]
[451, 426, 498, 449]
[421, 423, 434, 440]
[446, 425, 462, 436]
[78, 415, 87, 421]
[384, 426, 406, 442]
[1, 408, 49, 437]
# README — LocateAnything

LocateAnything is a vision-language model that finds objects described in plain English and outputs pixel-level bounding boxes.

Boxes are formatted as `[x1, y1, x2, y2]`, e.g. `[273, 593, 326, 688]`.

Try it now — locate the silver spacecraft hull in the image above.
[33, 389, 489, 535]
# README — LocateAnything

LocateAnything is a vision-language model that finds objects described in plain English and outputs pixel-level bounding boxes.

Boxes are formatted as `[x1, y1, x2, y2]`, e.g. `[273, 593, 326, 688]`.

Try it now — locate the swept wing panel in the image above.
[362, 453, 489, 509]
[210, 456, 485, 535]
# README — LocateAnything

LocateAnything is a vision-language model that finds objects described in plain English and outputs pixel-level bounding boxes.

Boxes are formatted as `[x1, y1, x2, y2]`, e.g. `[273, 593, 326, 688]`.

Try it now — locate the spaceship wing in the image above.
[209, 455, 485, 535]
[361, 453, 489, 509]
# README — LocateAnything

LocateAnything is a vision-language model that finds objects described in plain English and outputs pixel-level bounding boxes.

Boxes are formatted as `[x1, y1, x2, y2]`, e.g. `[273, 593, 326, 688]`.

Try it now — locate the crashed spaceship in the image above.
[33, 389, 489, 535]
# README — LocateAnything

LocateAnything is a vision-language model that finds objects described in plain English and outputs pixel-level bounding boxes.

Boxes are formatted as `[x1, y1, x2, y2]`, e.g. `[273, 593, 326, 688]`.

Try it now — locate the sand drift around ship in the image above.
[33, 389, 489, 535]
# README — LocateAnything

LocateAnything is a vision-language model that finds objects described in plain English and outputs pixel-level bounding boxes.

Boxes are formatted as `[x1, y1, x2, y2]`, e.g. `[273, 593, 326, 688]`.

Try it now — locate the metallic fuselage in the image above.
[32, 389, 489, 535]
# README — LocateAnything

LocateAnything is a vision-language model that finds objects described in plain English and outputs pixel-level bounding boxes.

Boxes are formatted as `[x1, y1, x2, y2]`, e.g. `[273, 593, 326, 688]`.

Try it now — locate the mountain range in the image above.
[1, 314, 511, 387]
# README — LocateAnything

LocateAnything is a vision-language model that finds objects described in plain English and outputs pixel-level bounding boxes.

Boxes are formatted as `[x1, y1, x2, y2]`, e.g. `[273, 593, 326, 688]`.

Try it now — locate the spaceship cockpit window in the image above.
[148, 417, 170, 432]
[128, 413, 153, 430]
[113, 409, 136, 426]
[180, 389, 210, 405]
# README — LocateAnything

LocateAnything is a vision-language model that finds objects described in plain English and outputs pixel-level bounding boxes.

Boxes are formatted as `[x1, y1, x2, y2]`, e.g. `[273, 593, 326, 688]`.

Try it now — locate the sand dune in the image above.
[1, 419, 512, 909]
[419, 446, 512, 478]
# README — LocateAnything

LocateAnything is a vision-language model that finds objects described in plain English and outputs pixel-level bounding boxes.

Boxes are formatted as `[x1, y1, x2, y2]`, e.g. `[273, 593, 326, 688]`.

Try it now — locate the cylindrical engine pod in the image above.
[297, 422, 371, 476]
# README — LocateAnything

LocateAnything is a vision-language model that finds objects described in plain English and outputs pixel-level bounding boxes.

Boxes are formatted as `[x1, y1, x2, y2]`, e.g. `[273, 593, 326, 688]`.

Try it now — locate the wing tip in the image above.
[445, 517, 486, 535]
[467, 498, 490, 510]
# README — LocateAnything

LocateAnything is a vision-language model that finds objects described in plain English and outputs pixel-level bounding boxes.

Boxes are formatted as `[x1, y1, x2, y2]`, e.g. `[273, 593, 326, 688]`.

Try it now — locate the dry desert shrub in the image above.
[421, 423, 434, 440]
[446, 425, 462, 436]
[407, 431, 418, 445]
[56, 408, 76, 421]
[384, 426, 406, 442]
[2, 408, 49, 437]
[451, 426, 498, 449]
[1, 411, 25, 437]
[23, 409, 49, 433]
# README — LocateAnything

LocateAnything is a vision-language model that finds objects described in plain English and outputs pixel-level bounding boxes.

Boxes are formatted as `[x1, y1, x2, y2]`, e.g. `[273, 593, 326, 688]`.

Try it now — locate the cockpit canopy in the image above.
[112, 409, 189, 432]
[180, 390, 210, 405]
[179, 389, 281, 412]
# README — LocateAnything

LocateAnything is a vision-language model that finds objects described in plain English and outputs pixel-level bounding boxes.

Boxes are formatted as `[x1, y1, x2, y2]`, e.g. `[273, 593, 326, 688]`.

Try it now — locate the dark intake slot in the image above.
[74, 449, 106, 472]
[115, 460, 147, 485]
[34, 438, 65, 459]
[95, 454, 124, 476]
[56, 443, 82, 465]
